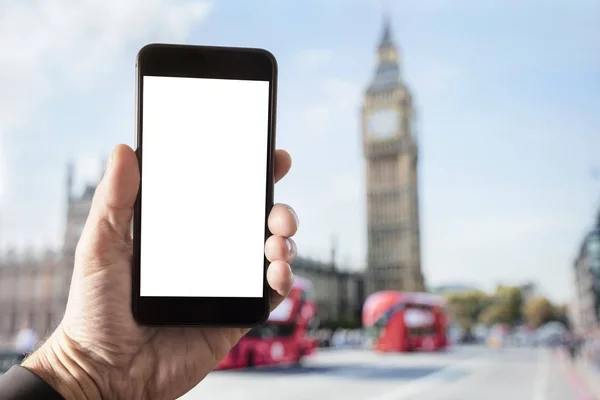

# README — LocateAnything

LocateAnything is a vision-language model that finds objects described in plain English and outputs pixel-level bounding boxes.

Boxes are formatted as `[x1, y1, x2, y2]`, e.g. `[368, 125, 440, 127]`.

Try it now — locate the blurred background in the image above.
[0, 0, 599, 399]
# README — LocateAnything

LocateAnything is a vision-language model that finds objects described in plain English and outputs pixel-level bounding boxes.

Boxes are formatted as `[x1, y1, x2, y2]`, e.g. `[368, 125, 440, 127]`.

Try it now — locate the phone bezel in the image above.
[132, 44, 277, 327]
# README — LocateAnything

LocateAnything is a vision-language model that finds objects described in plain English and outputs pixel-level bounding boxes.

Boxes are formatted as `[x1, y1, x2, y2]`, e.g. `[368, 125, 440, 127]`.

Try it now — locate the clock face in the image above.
[367, 108, 400, 138]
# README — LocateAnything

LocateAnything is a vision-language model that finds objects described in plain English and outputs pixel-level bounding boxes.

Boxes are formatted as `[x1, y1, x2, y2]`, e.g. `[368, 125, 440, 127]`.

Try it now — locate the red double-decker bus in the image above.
[362, 291, 448, 352]
[217, 276, 318, 369]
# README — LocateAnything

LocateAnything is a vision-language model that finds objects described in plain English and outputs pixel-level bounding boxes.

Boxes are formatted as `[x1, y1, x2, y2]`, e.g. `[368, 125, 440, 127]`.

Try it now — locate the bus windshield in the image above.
[268, 298, 294, 322]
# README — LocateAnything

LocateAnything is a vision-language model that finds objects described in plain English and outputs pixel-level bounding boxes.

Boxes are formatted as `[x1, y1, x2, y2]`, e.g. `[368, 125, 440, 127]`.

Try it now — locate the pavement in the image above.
[572, 354, 600, 399]
[181, 345, 599, 400]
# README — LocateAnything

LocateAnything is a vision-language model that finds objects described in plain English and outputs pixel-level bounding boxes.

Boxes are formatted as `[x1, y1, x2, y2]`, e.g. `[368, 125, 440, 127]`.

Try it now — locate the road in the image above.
[181, 346, 597, 400]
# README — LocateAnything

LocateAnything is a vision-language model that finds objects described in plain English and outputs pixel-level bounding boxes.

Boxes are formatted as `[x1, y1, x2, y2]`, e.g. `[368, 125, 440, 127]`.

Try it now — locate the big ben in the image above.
[362, 16, 425, 294]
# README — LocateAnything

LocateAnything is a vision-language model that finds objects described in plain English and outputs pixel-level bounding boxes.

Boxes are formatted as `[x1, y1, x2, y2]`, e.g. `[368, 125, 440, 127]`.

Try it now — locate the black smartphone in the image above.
[132, 44, 277, 327]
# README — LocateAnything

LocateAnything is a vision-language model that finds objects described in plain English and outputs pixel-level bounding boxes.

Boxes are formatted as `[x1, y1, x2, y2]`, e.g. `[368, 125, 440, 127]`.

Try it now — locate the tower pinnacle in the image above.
[368, 12, 400, 93]
[379, 12, 394, 48]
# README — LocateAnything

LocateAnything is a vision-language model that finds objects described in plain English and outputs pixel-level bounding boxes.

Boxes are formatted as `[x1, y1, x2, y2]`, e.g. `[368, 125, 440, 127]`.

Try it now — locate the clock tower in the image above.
[362, 16, 425, 294]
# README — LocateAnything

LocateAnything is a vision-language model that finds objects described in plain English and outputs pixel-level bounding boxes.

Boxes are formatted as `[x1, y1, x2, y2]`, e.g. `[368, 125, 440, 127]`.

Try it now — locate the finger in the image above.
[268, 203, 298, 238]
[79, 145, 140, 248]
[274, 149, 291, 183]
[266, 260, 294, 311]
[265, 235, 297, 263]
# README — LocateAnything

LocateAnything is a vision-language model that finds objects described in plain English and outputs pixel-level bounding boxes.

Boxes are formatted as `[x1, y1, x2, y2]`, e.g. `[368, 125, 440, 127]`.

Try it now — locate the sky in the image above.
[0, 0, 599, 303]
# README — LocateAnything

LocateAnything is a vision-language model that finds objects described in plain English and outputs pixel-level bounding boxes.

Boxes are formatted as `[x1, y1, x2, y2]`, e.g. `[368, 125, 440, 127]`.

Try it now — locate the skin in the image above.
[22, 144, 299, 400]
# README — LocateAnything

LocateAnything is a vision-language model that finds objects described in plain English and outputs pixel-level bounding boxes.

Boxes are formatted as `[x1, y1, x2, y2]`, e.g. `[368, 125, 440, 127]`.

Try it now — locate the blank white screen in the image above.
[140, 76, 269, 298]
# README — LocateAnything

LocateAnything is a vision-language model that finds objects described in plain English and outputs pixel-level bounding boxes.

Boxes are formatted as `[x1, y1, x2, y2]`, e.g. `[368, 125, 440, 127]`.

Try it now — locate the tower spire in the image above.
[368, 10, 400, 93]
[380, 10, 393, 48]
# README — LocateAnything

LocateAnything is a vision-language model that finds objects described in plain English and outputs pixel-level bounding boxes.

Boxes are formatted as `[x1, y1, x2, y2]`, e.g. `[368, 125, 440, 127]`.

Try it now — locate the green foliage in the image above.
[553, 303, 570, 327]
[522, 296, 556, 328]
[445, 284, 564, 330]
[445, 290, 492, 333]
[481, 285, 524, 326]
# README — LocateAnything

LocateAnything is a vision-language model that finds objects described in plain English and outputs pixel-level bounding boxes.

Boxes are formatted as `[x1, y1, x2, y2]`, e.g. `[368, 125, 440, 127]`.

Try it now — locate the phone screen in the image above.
[139, 76, 270, 298]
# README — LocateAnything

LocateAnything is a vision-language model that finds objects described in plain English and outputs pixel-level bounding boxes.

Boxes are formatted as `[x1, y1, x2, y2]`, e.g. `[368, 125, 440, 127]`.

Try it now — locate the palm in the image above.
[146, 327, 244, 398]
[64, 249, 250, 399]
[54, 145, 295, 400]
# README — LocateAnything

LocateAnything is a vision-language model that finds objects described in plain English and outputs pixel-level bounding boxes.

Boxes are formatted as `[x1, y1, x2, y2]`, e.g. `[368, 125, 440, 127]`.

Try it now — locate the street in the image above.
[182, 346, 596, 400]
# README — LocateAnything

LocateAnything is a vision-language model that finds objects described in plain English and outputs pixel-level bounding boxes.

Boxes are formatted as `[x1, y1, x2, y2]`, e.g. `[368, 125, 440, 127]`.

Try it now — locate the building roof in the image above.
[368, 15, 401, 94]
[379, 14, 394, 49]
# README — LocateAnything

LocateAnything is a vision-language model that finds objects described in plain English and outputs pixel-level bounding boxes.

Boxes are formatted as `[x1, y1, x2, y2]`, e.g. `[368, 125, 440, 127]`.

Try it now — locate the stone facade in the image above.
[362, 17, 425, 295]
[0, 250, 63, 341]
[0, 158, 365, 340]
[0, 163, 97, 343]
[292, 257, 365, 324]
[573, 220, 600, 334]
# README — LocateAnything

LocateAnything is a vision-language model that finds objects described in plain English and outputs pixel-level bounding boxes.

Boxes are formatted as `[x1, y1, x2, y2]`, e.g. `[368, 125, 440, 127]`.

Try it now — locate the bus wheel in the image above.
[294, 349, 304, 366]
[246, 352, 255, 368]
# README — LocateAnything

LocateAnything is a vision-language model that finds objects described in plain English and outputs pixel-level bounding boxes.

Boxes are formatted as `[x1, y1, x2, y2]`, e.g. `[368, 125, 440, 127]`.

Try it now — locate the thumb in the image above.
[76, 144, 140, 264]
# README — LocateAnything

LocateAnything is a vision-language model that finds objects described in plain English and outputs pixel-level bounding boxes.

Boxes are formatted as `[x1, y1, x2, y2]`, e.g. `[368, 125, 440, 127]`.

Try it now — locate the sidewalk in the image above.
[555, 348, 599, 400]
[575, 358, 600, 400]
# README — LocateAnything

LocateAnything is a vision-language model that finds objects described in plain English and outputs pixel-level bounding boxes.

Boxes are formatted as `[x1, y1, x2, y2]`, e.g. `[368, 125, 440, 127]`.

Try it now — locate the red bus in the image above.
[362, 291, 448, 352]
[217, 276, 318, 369]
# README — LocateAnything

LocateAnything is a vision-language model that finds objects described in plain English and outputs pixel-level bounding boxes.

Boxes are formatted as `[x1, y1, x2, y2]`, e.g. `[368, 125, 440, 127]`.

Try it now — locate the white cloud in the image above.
[0, 0, 212, 206]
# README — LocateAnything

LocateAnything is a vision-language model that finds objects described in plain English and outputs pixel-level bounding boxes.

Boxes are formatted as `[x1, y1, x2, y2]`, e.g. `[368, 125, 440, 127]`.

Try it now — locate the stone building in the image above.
[573, 214, 600, 334]
[0, 249, 63, 341]
[361, 16, 425, 295]
[292, 257, 365, 325]
[0, 162, 98, 343]
[0, 158, 366, 340]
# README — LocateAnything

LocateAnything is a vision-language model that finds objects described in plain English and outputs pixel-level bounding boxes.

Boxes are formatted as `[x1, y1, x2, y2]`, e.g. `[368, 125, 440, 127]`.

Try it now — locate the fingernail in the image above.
[285, 205, 299, 229]
[286, 238, 297, 261]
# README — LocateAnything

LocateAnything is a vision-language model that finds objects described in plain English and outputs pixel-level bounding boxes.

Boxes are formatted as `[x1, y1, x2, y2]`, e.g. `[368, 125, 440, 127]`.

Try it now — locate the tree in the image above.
[478, 285, 523, 326]
[445, 290, 491, 333]
[553, 303, 570, 327]
[522, 296, 556, 328]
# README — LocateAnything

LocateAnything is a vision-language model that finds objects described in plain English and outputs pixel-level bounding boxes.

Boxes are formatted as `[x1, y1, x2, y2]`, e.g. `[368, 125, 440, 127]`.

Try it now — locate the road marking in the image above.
[366, 357, 489, 400]
[533, 349, 550, 400]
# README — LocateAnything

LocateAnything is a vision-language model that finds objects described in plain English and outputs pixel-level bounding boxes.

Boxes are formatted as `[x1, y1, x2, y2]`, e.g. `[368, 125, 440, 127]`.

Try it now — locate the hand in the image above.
[22, 144, 299, 400]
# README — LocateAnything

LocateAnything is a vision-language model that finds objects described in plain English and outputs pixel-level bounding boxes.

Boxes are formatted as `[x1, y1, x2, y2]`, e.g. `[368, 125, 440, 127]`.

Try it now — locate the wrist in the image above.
[22, 332, 102, 400]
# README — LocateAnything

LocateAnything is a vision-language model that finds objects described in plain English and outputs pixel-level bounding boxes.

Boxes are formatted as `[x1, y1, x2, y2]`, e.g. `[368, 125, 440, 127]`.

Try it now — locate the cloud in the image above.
[0, 0, 212, 205]
[0, 0, 212, 248]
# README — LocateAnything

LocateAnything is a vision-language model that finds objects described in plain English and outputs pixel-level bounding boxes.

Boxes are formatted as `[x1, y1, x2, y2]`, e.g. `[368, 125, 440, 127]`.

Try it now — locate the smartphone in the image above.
[131, 44, 277, 327]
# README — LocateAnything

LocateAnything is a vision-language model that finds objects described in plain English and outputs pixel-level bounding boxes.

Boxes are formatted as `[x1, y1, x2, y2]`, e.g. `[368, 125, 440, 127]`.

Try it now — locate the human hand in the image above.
[22, 144, 299, 400]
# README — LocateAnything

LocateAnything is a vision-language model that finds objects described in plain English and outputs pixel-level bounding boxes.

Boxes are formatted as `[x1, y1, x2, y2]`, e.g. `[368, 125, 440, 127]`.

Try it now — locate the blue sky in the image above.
[0, 0, 598, 302]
